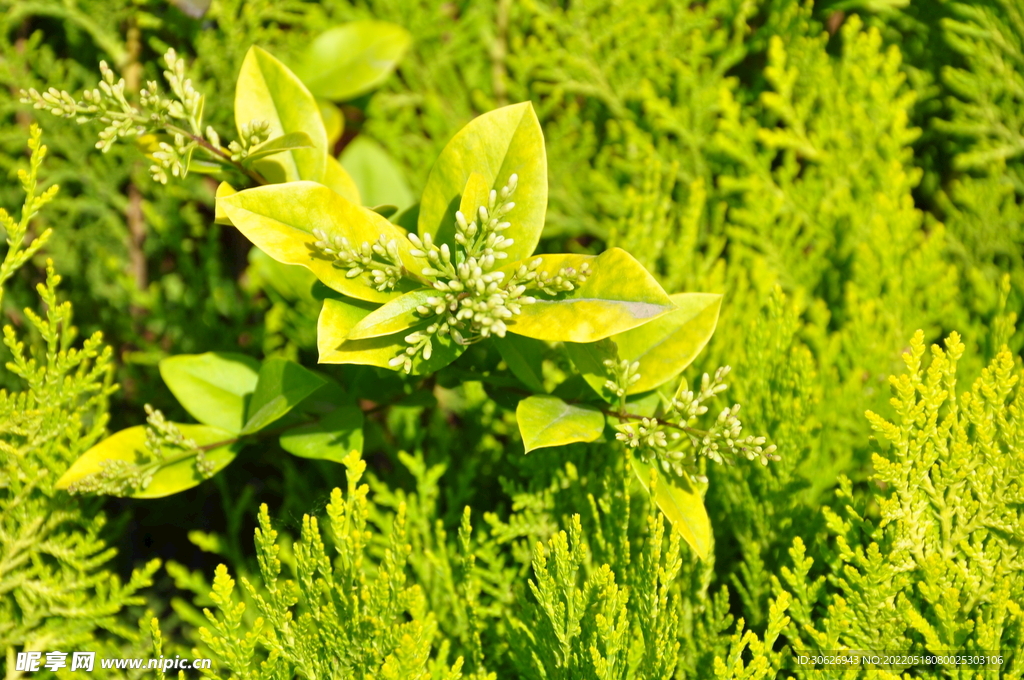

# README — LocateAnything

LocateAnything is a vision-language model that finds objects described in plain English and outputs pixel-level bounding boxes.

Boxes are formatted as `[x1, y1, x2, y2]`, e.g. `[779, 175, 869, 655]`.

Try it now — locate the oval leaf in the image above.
[318, 98, 344, 146]
[347, 289, 435, 340]
[242, 131, 315, 166]
[235, 46, 326, 182]
[214, 181, 237, 225]
[516, 394, 605, 453]
[631, 456, 711, 559]
[56, 424, 240, 499]
[418, 102, 547, 263]
[280, 405, 364, 463]
[615, 292, 722, 394]
[293, 21, 412, 101]
[494, 333, 547, 393]
[508, 248, 675, 343]
[564, 337, 619, 402]
[159, 352, 259, 434]
[219, 181, 420, 303]
[317, 296, 463, 374]
[242, 358, 327, 434]
[568, 292, 722, 396]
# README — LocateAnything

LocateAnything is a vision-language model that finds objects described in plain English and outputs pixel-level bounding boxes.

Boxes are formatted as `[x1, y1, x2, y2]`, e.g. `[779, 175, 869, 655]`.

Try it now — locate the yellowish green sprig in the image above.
[21, 49, 249, 185]
[0, 125, 58, 309]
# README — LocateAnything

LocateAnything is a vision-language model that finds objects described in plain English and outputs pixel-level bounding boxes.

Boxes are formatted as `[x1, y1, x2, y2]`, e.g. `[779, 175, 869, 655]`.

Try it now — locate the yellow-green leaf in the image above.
[242, 358, 327, 434]
[318, 98, 344, 146]
[56, 425, 240, 499]
[214, 181, 236, 225]
[219, 182, 419, 303]
[567, 292, 722, 397]
[347, 288, 435, 340]
[614, 292, 722, 394]
[317, 296, 463, 373]
[459, 171, 491, 217]
[516, 395, 605, 453]
[235, 46, 326, 183]
[419, 102, 547, 264]
[631, 456, 711, 559]
[508, 248, 675, 343]
[242, 131, 314, 166]
[494, 334, 547, 392]
[563, 338, 619, 402]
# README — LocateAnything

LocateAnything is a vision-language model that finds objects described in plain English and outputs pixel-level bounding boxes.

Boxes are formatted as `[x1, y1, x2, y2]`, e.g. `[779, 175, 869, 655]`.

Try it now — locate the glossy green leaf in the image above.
[371, 205, 398, 218]
[235, 46, 326, 182]
[219, 182, 420, 303]
[242, 358, 327, 434]
[56, 424, 240, 499]
[564, 338, 619, 401]
[516, 395, 605, 453]
[495, 334, 547, 392]
[159, 352, 260, 434]
[242, 131, 314, 166]
[419, 102, 547, 263]
[508, 248, 675, 343]
[279, 405, 364, 463]
[347, 289, 435, 340]
[340, 137, 414, 211]
[296, 378, 351, 415]
[293, 21, 411, 101]
[323, 155, 361, 204]
[631, 456, 711, 559]
[317, 297, 463, 373]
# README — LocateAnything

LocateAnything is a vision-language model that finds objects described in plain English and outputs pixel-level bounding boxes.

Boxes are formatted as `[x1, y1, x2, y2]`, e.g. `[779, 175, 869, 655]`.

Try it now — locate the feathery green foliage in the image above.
[773, 332, 1024, 677]
[1, 127, 159, 675]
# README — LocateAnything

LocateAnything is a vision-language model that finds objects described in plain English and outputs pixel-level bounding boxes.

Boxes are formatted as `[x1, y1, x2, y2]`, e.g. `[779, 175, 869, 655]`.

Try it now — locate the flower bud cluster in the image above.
[533, 263, 592, 295]
[312, 230, 405, 292]
[603, 357, 642, 400]
[388, 175, 538, 371]
[161, 49, 203, 130]
[613, 365, 779, 485]
[150, 134, 194, 184]
[228, 120, 272, 161]
[329, 173, 592, 372]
